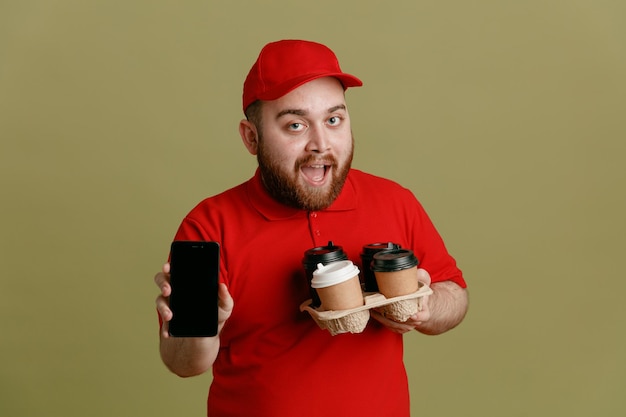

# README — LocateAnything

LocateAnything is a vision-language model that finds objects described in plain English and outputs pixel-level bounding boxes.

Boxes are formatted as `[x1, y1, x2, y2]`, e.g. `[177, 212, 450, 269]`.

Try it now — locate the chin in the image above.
[296, 186, 337, 211]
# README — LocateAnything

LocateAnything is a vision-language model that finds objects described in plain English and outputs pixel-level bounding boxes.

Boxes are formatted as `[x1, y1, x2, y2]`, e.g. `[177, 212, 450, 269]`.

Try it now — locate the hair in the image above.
[244, 100, 263, 134]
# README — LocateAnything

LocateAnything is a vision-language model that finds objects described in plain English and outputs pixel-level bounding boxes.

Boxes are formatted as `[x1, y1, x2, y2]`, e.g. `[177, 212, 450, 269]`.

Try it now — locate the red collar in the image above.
[246, 168, 357, 221]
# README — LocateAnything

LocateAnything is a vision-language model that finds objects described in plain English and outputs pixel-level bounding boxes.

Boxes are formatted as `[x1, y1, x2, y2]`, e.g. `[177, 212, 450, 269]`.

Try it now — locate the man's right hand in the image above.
[154, 262, 234, 340]
[154, 262, 234, 376]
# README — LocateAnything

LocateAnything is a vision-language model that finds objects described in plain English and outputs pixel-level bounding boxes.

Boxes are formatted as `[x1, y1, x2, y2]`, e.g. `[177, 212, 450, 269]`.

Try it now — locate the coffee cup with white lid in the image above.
[302, 241, 348, 307]
[311, 260, 363, 311]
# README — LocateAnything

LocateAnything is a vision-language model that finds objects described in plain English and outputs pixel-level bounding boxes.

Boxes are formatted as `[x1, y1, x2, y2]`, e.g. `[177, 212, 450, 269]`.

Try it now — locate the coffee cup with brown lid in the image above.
[360, 242, 401, 292]
[371, 249, 419, 298]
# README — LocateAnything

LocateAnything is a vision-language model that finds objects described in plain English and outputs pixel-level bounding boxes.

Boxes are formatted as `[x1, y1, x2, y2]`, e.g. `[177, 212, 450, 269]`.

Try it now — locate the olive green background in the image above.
[1, 1, 624, 416]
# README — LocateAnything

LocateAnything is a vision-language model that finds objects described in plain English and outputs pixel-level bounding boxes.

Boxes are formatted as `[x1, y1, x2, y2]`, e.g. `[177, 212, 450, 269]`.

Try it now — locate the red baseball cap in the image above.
[242, 39, 363, 113]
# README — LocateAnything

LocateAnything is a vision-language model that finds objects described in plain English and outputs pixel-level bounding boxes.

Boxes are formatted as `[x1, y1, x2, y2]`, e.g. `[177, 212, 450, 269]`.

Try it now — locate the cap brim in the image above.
[255, 72, 363, 102]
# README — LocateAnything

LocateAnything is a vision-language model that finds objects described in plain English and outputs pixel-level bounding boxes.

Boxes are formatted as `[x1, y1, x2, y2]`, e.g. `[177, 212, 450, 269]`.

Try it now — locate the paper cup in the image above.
[312, 261, 363, 311]
[371, 249, 419, 298]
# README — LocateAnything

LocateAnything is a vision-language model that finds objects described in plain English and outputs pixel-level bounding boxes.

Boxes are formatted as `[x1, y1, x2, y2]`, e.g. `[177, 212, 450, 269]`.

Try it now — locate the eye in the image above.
[288, 122, 305, 132]
[327, 116, 342, 126]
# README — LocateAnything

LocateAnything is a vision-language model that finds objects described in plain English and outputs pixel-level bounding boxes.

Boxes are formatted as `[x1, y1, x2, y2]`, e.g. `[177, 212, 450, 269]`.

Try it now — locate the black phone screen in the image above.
[168, 241, 220, 337]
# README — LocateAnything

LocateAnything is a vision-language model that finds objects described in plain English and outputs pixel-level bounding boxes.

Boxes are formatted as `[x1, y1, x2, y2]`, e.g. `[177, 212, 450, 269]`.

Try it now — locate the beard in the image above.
[257, 136, 354, 211]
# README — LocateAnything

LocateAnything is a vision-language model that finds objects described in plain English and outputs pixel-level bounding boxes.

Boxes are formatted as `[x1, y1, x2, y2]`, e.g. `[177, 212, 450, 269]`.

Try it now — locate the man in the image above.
[155, 39, 468, 416]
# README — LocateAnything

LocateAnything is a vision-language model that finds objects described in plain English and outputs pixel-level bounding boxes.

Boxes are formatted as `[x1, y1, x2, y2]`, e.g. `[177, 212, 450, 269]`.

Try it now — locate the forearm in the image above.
[160, 335, 220, 377]
[416, 281, 468, 335]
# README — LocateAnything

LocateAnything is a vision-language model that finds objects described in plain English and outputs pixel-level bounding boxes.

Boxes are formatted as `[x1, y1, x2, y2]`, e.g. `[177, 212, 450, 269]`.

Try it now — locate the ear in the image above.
[239, 119, 259, 155]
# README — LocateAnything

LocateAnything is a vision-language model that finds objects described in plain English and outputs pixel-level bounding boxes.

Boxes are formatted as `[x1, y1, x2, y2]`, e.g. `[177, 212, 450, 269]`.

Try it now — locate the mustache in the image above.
[296, 154, 338, 168]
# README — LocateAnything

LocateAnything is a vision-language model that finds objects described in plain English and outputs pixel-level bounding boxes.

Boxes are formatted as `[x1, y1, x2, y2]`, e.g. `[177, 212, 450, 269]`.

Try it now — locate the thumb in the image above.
[218, 283, 234, 313]
[417, 268, 431, 286]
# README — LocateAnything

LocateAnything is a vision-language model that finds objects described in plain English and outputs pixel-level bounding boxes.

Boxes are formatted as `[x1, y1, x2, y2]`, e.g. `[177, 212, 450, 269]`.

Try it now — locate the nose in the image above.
[305, 125, 331, 154]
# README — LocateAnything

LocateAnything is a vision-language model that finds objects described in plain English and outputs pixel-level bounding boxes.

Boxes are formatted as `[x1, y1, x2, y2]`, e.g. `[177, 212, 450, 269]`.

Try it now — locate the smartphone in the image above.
[168, 241, 220, 337]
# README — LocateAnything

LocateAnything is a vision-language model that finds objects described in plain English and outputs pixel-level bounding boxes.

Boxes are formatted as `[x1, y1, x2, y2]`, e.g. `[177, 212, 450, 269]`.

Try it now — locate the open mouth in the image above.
[301, 164, 330, 185]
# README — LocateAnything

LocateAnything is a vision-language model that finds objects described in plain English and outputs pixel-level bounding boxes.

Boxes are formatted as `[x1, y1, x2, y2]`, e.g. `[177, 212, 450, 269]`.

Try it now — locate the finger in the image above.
[218, 283, 234, 312]
[417, 268, 431, 285]
[408, 297, 431, 324]
[153, 271, 165, 286]
[154, 263, 171, 281]
[154, 272, 171, 296]
[160, 319, 170, 339]
[404, 313, 426, 328]
[161, 263, 171, 295]
[370, 310, 414, 334]
[155, 294, 172, 322]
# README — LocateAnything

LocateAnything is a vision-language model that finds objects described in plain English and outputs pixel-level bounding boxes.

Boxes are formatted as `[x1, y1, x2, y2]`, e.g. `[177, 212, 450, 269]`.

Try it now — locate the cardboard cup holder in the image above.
[299, 282, 433, 336]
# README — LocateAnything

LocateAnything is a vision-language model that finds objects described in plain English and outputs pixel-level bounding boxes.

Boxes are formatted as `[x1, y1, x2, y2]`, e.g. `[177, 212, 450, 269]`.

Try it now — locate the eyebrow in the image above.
[275, 104, 347, 120]
[276, 109, 306, 119]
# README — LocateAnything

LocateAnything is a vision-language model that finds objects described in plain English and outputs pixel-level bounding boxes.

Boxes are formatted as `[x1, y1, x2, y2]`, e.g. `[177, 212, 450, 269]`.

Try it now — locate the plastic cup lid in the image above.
[311, 260, 360, 288]
[302, 241, 348, 268]
[370, 249, 419, 272]
[361, 242, 401, 256]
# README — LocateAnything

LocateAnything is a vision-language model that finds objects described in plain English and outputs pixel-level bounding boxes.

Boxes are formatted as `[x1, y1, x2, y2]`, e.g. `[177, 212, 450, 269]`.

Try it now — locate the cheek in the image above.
[335, 135, 354, 159]
[275, 144, 302, 165]
[261, 141, 301, 168]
